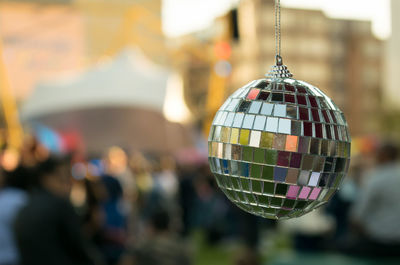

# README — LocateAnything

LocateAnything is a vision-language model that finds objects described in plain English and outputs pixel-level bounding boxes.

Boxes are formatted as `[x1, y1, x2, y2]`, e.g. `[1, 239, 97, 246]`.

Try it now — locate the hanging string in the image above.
[275, 0, 282, 65]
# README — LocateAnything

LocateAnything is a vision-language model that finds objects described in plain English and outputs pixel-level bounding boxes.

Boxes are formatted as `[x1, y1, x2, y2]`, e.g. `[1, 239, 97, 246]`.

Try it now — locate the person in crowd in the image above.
[0, 166, 30, 265]
[105, 147, 136, 204]
[130, 208, 192, 265]
[344, 142, 400, 257]
[98, 174, 128, 265]
[13, 156, 96, 265]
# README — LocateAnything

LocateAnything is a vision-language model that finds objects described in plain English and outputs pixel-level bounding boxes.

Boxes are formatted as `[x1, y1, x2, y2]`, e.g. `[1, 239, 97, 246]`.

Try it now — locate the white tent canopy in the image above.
[21, 49, 170, 119]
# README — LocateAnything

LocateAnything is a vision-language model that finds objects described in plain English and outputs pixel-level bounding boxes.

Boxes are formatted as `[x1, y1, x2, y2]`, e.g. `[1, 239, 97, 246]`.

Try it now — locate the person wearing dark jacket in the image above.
[14, 157, 95, 265]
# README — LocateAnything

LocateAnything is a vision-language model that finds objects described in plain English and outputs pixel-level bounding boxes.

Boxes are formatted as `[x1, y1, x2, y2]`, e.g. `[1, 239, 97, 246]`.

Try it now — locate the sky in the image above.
[162, 0, 391, 39]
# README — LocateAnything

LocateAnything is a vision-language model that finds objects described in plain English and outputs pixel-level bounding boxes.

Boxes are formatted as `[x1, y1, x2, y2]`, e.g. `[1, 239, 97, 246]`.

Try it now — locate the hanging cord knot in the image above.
[266, 0, 293, 78]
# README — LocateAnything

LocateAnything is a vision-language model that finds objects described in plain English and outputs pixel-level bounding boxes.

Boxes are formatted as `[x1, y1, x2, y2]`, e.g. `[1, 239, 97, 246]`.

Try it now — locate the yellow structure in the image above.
[0, 40, 23, 150]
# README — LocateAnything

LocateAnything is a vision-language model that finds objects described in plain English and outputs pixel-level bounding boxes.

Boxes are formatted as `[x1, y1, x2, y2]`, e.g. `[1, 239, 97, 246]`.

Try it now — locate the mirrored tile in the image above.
[285, 94, 296, 103]
[240, 162, 250, 177]
[274, 167, 287, 182]
[271, 92, 283, 102]
[333, 126, 339, 140]
[257, 195, 270, 206]
[233, 113, 244, 127]
[277, 151, 290, 166]
[242, 114, 255, 129]
[278, 118, 291, 134]
[298, 137, 310, 153]
[273, 134, 286, 150]
[211, 142, 218, 157]
[265, 149, 277, 165]
[231, 145, 242, 160]
[238, 100, 251, 112]
[309, 187, 321, 200]
[287, 185, 300, 199]
[249, 131, 261, 147]
[309, 96, 318, 108]
[224, 112, 235, 126]
[315, 123, 323, 138]
[221, 159, 229, 174]
[213, 126, 222, 141]
[304, 122, 313, 137]
[266, 117, 279, 132]
[302, 155, 315, 170]
[291, 120, 301, 135]
[254, 116, 267, 130]
[330, 110, 337, 123]
[325, 124, 332, 139]
[286, 106, 297, 119]
[250, 164, 262, 179]
[314, 156, 325, 172]
[286, 169, 299, 184]
[271, 197, 283, 207]
[226, 98, 240, 111]
[296, 95, 307, 105]
[242, 146, 253, 162]
[218, 112, 228, 125]
[263, 182, 274, 194]
[208, 126, 215, 141]
[260, 132, 274, 148]
[218, 143, 223, 158]
[308, 172, 320, 186]
[318, 189, 328, 201]
[223, 144, 232, 160]
[251, 179, 262, 192]
[253, 148, 265, 163]
[322, 110, 331, 123]
[285, 135, 298, 152]
[299, 108, 309, 121]
[262, 166, 274, 181]
[298, 170, 310, 185]
[241, 178, 251, 191]
[260, 103, 274, 115]
[214, 158, 221, 173]
[239, 129, 250, 145]
[298, 187, 311, 199]
[297, 86, 307, 94]
[318, 173, 330, 187]
[310, 138, 320, 155]
[311, 109, 320, 122]
[220, 127, 231, 142]
[285, 84, 295, 92]
[274, 104, 286, 117]
[247, 89, 260, 100]
[290, 153, 302, 168]
[258, 91, 270, 100]
[282, 199, 296, 209]
[276, 183, 288, 196]
[249, 101, 262, 114]
[230, 128, 239, 144]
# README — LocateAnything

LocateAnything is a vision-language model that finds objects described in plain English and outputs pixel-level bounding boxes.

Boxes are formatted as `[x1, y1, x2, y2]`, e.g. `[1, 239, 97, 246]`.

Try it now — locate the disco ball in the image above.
[208, 65, 351, 220]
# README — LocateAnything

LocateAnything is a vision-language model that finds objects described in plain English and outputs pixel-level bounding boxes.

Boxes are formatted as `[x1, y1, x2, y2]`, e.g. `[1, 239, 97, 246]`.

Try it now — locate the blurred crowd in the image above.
[0, 135, 272, 265]
[1, 135, 400, 265]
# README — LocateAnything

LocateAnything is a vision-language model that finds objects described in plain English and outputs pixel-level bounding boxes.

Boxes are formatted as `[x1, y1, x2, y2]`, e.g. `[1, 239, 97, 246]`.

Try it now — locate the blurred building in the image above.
[386, 0, 400, 109]
[230, 0, 384, 136]
[75, 0, 166, 64]
[0, 0, 84, 100]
